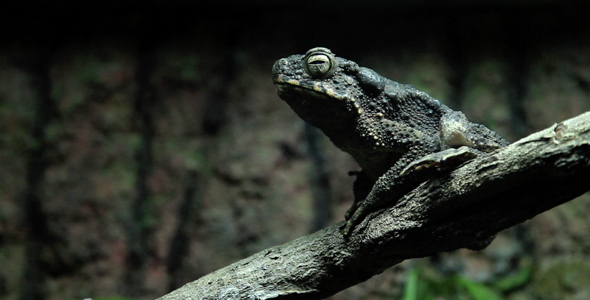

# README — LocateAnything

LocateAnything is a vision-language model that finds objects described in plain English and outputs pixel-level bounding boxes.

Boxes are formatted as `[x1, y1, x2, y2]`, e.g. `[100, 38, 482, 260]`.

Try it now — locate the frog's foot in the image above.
[342, 210, 366, 238]
[342, 196, 384, 237]
[342, 198, 368, 238]
[342, 203, 361, 237]
[342, 220, 354, 238]
[344, 205, 355, 221]
[400, 146, 479, 177]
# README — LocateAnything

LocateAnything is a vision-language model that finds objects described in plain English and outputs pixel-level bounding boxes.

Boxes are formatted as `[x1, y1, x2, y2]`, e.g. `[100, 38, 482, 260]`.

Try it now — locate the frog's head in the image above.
[272, 47, 388, 129]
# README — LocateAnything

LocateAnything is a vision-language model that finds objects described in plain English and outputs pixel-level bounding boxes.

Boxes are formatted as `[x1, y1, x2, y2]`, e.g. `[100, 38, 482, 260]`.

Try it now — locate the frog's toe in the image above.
[344, 205, 356, 221]
[342, 206, 365, 237]
[341, 221, 354, 238]
[400, 146, 478, 176]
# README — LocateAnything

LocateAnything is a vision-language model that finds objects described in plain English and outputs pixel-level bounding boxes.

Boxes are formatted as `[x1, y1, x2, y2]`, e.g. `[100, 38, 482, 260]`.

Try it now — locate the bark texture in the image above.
[159, 111, 590, 300]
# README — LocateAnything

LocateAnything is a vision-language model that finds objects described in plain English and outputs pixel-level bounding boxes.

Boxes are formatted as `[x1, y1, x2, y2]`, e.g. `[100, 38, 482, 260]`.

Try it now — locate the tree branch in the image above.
[158, 112, 590, 300]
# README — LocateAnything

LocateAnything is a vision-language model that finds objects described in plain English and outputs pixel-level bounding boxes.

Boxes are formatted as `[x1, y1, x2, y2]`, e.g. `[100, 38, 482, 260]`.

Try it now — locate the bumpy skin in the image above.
[272, 47, 509, 237]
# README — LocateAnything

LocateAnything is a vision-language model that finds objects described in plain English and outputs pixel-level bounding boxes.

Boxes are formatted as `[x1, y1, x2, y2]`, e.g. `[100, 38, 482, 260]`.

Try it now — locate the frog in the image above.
[272, 47, 509, 238]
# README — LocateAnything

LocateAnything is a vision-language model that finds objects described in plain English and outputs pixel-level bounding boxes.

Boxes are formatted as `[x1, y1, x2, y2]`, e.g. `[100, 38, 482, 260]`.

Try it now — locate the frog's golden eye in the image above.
[303, 47, 336, 78]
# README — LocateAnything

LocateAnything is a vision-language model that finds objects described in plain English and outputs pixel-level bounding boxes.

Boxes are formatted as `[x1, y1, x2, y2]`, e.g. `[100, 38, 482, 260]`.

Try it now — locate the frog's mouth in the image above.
[273, 76, 349, 102]
[275, 83, 335, 102]
[273, 80, 355, 127]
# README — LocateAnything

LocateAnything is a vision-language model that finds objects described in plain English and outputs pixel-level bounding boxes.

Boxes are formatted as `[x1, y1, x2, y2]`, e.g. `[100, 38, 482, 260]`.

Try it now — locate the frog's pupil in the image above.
[304, 53, 335, 78]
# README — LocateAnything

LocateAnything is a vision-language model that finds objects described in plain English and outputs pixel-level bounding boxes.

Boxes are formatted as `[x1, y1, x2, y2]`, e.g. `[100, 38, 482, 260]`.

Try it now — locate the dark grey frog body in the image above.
[272, 47, 508, 237]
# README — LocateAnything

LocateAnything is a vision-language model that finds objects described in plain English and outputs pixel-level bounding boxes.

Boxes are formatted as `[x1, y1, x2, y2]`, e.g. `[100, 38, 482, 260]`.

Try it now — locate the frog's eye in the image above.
[303, 47, 336, 78]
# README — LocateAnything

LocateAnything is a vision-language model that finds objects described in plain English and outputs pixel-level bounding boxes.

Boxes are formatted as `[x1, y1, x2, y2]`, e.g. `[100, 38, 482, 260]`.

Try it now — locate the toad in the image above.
[272, 47, 509, 237]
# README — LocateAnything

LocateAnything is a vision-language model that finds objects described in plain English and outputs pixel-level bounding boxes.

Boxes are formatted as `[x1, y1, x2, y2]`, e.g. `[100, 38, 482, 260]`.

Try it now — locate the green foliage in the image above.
[403, 269, 419, 300]
[492, 261, 533, 292]
[456, 276, 502, 300]
[403, 262, 533, 300]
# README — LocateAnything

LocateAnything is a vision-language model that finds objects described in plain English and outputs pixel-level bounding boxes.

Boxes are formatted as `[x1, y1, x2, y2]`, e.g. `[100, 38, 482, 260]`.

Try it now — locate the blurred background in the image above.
[1, 1, 590, 300]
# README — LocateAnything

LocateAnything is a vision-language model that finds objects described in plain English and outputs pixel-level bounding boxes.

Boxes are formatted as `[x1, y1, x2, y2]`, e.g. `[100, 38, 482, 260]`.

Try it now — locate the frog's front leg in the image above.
[342, 148, 431, 237]
[342, 146, 482, 237]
